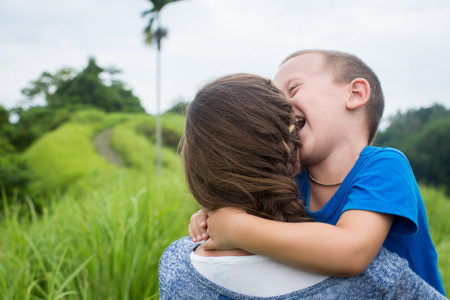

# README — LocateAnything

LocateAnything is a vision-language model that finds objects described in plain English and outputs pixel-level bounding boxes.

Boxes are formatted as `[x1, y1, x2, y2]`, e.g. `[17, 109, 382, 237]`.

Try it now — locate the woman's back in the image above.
[159, 237, 445, 299]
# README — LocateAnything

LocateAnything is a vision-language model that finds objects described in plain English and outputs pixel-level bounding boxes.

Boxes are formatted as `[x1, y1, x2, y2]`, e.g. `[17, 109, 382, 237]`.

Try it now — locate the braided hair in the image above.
[181, 73, 313, 223]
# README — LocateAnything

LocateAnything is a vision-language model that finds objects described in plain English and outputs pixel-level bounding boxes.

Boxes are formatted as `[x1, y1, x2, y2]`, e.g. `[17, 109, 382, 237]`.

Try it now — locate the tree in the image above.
[375, 104, 449, 149]
[374, 103, 450, 193]
[0, 152, 34, 206]
[0, 105, 10, 126]
[0, 105, 15, 153]
[21, 57, 145, 113]
[142, 0, 183, 46]
[21, 68, 76, 103]
[408, 117, 450, 190]
[0, 106, 34, 206]
[142, 0, 184, 175]
[165, 100, 189, 115]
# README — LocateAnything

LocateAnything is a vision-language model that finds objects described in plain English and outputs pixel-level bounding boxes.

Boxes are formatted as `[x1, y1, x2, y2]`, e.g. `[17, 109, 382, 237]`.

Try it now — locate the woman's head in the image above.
[181, 73, 312, 223]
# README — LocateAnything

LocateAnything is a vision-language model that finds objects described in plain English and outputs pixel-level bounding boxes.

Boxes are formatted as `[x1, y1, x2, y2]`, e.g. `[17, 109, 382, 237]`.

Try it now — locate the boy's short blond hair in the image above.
[282, 50, 384, 145]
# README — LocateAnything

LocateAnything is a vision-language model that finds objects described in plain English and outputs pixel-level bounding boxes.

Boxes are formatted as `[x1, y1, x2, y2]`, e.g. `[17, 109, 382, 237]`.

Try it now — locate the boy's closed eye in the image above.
[288, 84, 301, 97]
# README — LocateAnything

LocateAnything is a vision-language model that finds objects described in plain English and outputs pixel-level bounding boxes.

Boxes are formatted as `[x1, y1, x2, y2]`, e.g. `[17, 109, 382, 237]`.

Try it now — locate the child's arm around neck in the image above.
[202, 208, 393, 277]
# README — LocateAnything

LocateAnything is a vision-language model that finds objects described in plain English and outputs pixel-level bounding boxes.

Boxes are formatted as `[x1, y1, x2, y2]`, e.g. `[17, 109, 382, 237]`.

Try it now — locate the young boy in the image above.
[189, 50, 445, 295]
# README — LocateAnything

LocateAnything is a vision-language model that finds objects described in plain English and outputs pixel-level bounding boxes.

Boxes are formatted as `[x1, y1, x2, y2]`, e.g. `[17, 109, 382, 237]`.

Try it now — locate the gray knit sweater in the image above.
[159, 237, 446, 299]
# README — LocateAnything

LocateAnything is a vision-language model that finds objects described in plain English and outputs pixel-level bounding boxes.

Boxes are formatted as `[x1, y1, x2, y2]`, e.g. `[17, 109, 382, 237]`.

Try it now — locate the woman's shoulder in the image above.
[160, 236, 194, 264]
[159, 237, 194, 274]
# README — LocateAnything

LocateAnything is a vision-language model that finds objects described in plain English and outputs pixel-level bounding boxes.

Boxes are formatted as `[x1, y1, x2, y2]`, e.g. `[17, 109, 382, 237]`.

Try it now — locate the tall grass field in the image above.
[0, 110, 449, 298]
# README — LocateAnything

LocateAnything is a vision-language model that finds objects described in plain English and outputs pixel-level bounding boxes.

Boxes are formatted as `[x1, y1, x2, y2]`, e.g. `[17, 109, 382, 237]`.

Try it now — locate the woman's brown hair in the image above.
[181, 73, 312, 223]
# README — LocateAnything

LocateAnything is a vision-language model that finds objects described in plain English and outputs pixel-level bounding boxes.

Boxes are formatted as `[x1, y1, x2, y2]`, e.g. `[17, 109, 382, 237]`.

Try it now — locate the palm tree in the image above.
[142, 0, 183, 175]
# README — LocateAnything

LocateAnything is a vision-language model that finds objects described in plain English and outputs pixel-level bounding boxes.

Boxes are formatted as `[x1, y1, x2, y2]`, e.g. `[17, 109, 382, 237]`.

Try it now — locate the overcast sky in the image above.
[1, 0, 450, 124]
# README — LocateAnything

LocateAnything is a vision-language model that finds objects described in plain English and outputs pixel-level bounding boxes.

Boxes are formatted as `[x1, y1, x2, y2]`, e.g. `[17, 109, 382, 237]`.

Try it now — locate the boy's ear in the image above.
[346, 78, 370, 110]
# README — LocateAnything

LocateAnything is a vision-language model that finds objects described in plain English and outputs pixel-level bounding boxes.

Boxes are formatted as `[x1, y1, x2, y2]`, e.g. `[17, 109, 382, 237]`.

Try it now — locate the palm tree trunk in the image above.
[155, 12, 163, 175]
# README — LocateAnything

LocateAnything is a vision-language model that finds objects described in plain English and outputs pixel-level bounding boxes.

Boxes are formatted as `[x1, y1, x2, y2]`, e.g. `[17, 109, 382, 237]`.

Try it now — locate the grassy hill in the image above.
[1, 109, 197, 299]
[0, 109, 449, 298]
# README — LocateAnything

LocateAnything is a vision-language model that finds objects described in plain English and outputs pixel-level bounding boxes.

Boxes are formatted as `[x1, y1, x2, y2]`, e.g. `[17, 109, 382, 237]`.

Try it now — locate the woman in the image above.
[158, 74, 445, 299]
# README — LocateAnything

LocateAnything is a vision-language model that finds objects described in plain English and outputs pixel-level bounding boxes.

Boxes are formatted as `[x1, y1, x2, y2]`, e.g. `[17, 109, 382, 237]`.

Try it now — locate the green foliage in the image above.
[9, 106, 71, 152]
[69, 108, 108, 127]
[165, 100, 189, 115]
[0, 105, 35, 204]
[161, 113, 186, 149]
[4, 56, 146, 214]
[130, 113, 184, 151]
[0, 136, 15, 154]
[1, 177, 449, 297]
[21, 57, 145, 113]
[110, 114, 181, 172]
[142, 0, 183, 45]
[161, 112, 186, 136]
[0, 106, 15, 153]
[21, 68, 76, 101]
[4, 110, 146, 212]
[0, 105, 10, 125]
[408, 118, 450, 189]
[0, 106, 15, 151]
[0, 107, 192, 298]
[24, 123, 111, 191]
[0, 153, 34, 206]
[0, 169, 197, 299]
[421, 186, 450, 291]
[374, 104, 450, 192]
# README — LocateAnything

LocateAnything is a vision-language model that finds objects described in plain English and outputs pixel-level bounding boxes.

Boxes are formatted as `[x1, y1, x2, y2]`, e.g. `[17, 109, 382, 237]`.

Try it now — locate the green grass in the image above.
[110, 115, 181, 173]
[2, 180, 448, 298]
[0, 110, 196, 299]
[24, 123, 112, 191]
[161, 113, 187, 137]
[0, 169, 197, 299]
[421, 185, 450, 293]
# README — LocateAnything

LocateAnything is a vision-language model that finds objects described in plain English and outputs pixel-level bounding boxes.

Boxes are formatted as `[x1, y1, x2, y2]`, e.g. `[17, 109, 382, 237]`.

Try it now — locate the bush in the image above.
[165, 101, 189, 115]
[0, 153, 33, 207]
[24, 123, 111, 191]
[0, 133, 34, 209]
[135, 121, 181, 150]
[111, 115, 181, 172]
[9, 106, 71, 152]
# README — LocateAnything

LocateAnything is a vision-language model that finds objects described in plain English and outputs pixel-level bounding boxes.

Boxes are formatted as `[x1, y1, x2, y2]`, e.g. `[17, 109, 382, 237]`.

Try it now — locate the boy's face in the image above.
[274, 53, 350, 166]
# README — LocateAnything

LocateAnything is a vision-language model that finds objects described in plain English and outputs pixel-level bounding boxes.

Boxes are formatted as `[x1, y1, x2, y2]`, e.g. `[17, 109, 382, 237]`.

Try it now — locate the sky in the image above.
[1, 0, 450, 125]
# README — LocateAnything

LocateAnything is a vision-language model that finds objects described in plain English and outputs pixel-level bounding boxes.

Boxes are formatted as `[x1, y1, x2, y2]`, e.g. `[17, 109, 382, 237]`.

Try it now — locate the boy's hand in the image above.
[188, 209, 209, 242]
[201, 207, 247, 250]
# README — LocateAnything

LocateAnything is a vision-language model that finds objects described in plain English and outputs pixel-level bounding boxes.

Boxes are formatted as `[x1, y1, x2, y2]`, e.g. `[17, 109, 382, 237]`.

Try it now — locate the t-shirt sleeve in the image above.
[343, 149, 419, 236]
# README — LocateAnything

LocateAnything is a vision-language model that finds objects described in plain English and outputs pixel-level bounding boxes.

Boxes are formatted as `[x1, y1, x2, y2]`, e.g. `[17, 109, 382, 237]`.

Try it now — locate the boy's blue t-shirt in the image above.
[297, 146, 445, 295]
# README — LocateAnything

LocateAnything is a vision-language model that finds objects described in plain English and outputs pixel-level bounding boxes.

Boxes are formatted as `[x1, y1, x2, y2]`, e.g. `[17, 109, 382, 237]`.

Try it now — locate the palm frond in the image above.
[141, 0, 184, 44]
[141, 9, 155, 17]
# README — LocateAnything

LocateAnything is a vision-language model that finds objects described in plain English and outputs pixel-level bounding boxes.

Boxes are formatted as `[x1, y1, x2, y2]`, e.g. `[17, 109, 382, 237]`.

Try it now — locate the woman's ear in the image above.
[346, 78, 370, 110]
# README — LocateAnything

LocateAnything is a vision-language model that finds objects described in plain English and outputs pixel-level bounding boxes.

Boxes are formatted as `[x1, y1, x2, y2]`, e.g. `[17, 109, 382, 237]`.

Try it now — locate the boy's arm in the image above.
[202, 208, 393, 277]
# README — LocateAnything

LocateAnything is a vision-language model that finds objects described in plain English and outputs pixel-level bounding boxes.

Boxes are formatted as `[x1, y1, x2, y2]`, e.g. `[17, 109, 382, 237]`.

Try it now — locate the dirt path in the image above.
[94, 128, 124, 167]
